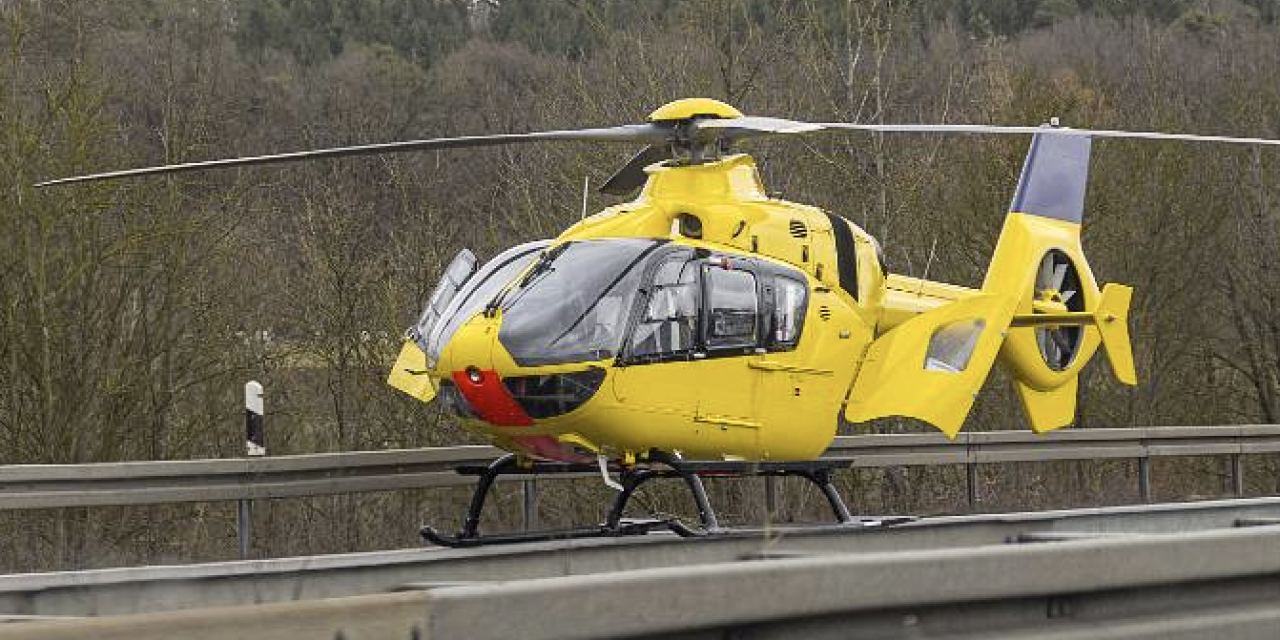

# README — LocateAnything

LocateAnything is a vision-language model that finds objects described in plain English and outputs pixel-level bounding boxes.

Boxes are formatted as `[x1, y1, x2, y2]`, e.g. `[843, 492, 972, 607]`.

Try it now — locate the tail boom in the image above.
[844, 130, 1137, 437]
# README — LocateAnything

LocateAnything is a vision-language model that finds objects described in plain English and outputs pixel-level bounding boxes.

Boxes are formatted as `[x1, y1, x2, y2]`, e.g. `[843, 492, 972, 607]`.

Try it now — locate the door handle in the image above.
[749, 361, 834, 376]
[694, 414, 762, 428]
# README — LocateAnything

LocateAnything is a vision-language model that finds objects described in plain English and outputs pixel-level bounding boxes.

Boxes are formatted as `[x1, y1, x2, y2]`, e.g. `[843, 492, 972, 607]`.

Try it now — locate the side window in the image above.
[704, 264, 759, 350]
[628, 257, 700, 358]
[772, 276, 807, 347]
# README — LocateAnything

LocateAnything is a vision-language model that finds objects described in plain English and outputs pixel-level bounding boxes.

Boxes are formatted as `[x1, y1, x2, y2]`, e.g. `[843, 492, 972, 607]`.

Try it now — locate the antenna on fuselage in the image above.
[580, 176, 590, 220]
[915, 237, 939, 297]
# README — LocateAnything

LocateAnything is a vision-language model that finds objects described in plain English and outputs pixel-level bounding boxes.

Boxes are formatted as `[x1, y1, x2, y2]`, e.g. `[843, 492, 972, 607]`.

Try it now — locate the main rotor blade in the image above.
[599, 144, 672, 196]
[698, 117, 1280, 148]
[38, 109, 1280, 189]
[695, 118, 1048, 140]
[692, 116, 826, 137]
[36, 124, 671, 187]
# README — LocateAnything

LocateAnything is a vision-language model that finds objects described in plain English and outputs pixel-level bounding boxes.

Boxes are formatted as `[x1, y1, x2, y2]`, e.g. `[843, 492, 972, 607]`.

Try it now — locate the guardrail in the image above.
[11, 496, 1280, 619]
[17, 517, 1280, 639]
[3, 425, 1278, 511]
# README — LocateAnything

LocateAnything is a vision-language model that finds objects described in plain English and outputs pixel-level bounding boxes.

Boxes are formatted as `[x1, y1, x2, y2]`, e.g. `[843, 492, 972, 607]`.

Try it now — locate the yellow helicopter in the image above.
[40, 97, 1280, 545]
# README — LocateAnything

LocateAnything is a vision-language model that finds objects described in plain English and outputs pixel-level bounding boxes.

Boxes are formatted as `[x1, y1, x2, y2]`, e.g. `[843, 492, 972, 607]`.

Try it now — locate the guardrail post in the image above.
[765, 477, 778, 517]
[1231, 454, 1245, 497]
[522, 480, 538, 531]
[236, 499, 252, 560]
[1138, 457, 1151, 503]
[966, 463, 978, 511]
[239, 381, 265, 559]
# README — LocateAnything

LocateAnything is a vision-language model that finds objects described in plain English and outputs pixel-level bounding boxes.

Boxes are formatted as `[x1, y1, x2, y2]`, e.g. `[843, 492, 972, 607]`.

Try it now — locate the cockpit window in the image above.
[704, 264, 759, 350]
[628, 253, 700, 359]
[771, 275, 807, 346]
[499, 238, 662, 366]
[422, 240, 550, 367]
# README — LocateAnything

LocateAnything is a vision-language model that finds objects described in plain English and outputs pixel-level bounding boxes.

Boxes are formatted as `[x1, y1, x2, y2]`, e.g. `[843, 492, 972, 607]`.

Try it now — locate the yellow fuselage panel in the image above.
[881, 274, 980, 331]
[560, 155, 873, 297]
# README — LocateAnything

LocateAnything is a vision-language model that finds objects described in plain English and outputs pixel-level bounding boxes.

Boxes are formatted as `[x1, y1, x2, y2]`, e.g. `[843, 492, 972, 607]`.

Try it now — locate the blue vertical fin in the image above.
[1009, 131, 1093, 223]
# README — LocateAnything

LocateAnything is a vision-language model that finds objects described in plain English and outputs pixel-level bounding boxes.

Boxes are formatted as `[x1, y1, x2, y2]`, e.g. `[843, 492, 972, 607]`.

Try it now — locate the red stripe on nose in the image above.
[451, 369, 534, 427]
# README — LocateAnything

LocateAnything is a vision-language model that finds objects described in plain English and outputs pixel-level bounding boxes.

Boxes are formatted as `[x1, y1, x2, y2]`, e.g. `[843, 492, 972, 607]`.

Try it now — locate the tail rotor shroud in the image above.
[1033, 249, 1085, 371]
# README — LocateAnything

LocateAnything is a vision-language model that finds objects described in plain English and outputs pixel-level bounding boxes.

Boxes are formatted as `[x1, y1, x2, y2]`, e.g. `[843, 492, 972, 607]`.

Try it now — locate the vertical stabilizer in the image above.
[1009, 132, 1092, 224]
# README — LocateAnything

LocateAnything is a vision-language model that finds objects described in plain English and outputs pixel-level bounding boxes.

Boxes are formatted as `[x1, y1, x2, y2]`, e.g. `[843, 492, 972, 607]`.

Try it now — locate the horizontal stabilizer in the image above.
[1009, 311, 1094, 327]
[1006, 283, 1135, 386]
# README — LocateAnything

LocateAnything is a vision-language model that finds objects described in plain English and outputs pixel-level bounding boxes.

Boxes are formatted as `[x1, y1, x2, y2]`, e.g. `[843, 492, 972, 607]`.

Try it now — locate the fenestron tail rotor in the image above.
[1032, 250, 1084, 371]
[35, 96, 1280, 191]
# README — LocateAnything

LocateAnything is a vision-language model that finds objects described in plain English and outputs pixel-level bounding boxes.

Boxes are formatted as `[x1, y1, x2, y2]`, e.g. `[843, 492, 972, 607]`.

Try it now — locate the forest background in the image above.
[1, 0, 1279, 571]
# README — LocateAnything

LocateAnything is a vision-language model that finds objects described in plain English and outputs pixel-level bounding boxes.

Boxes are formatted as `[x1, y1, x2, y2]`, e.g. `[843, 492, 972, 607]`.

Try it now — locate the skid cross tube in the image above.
[796, 467, 854, 524]
[460, 454, 518, 538]
[605, 468, 660, 530]
[421, 453, 861, 547]
[647, 450, 721, 531]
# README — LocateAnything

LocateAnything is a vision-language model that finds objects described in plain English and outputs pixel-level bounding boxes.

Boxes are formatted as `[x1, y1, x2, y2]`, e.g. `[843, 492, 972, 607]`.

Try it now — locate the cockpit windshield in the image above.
[499, 238, 663, 366]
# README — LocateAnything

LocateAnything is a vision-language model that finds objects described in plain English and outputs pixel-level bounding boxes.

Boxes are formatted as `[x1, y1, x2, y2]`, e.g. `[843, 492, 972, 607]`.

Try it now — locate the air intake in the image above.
[789, 219, 808, 239]
[818, 306, 832, 321]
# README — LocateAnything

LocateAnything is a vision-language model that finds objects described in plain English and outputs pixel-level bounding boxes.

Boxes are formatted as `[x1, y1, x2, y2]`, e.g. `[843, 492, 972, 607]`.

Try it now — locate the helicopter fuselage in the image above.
[392, 153, 966, 462]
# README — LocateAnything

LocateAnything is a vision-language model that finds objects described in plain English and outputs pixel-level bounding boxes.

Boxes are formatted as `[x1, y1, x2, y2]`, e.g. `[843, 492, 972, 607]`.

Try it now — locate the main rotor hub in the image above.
[647, 99, 743, 165]
[647, 98, 743, 122]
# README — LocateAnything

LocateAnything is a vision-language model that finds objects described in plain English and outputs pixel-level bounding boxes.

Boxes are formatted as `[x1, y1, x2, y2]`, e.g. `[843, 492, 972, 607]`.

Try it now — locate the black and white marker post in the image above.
[238, 381, 265, 558]
[245, 381, 266, 457]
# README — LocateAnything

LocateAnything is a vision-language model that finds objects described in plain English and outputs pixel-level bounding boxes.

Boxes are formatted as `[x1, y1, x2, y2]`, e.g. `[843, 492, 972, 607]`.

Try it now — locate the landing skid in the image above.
[420, 518, 700, 548]
[421, 452, 904, 548]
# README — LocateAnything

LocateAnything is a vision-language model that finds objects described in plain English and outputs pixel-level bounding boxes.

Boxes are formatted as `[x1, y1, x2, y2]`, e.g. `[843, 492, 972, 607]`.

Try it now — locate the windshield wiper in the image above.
[485, 244, 568, 315]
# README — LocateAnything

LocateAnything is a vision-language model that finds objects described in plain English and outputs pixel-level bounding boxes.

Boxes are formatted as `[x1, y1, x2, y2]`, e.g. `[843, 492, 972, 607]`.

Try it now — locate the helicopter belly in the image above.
[440, 361, 832, 461]
[602, 359, 831, 460]
[434, 316, 852, 461]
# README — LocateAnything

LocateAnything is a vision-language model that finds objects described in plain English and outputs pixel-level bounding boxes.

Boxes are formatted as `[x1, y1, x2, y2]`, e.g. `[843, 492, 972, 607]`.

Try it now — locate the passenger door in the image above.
[693, 260, 762, 430]
[611, 254, 766, 455]
[611, 252, 702, 416]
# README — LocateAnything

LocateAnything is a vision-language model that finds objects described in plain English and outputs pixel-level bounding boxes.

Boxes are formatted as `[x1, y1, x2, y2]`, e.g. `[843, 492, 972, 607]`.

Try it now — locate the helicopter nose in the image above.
[437, 319, 536, 427]
[450, 367, 534, 427]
